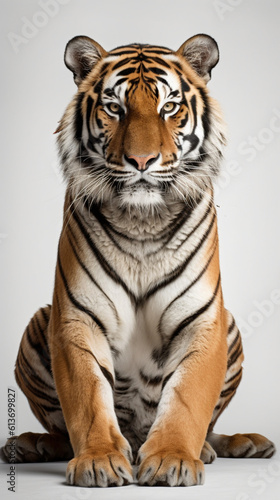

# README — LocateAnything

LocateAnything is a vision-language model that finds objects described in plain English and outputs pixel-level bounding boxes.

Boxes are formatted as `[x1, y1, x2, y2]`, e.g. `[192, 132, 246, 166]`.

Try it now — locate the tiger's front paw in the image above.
[137, 443, 204, 487]
[66, 444, 133, 487]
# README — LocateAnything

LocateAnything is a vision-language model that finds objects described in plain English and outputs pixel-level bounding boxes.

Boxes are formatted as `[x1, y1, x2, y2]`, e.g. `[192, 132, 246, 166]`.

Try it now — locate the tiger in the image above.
[1, 34, 275, 488]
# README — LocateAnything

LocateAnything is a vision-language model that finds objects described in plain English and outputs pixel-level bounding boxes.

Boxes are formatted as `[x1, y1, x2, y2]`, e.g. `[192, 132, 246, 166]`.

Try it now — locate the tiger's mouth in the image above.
[116, 179, 167, 207]
[108, 161, 180, 185]
[77, 151, 208, 209]
[106, 151, 180, 183]
[105, 156, 190, 208]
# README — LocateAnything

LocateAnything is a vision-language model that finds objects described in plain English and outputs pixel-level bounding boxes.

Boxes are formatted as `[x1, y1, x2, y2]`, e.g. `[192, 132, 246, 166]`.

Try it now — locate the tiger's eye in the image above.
[107, 103, 121, 114]
[163, 102, 176, 113]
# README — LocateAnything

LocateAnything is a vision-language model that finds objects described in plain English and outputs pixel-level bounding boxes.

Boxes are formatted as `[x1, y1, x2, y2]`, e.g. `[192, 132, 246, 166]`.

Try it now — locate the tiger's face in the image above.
[58, 35, 226, 209]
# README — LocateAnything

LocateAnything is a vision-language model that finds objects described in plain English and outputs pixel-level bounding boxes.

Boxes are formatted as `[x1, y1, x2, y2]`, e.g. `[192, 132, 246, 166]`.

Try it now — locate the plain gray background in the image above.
[0, 0, 280, 498]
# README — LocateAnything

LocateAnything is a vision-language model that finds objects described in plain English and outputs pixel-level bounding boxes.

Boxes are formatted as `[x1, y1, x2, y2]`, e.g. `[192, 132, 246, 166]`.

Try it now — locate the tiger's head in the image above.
[57, 35, 226, 210]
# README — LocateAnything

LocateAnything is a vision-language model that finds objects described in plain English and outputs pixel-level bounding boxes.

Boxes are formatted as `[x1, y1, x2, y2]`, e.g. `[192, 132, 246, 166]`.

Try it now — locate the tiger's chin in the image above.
[118, 187, 165, 209]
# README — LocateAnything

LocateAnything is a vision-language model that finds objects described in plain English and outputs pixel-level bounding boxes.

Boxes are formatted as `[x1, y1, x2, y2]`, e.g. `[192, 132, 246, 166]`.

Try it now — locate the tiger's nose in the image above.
[125, 154, 158, 171]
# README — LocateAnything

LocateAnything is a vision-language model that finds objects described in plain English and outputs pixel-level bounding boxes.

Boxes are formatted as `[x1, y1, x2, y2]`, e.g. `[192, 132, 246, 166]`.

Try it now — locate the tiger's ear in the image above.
[177, 34, 219, 83]
[64, 36, 107, 86]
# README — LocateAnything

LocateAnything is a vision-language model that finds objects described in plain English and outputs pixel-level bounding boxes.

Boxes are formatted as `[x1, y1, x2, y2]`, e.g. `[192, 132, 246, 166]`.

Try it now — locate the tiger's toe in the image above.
[137, 448, 204, 487]
[200, 441, 217, 464]
[66, 451, 133, 487]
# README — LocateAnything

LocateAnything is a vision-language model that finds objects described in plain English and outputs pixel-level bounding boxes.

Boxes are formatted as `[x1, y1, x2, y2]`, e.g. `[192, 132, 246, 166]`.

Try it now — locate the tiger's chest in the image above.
[73, 194, 214, 356]
[69, 195, 216, 447]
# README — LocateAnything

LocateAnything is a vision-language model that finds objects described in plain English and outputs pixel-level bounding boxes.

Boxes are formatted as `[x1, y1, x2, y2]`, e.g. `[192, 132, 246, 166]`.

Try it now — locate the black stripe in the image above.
[180, 76, 191, 93]
[112, 58, 134, 71]
[72, 207, 138, 304]
[145, 209, 216, 301]
[16, 360, 60, 406]
[26, 323, 51, 374]
[180, 94, 199, 154]
[93, 77, 104, 96]
[227, 345, 243, 369]
[66, 224, 120, 324]
[103, 88, 116, 98]
[225, 367, 242, 385]
[227, 316, 236, 335]
[114, 77, 131, 87]
[115, 372, 132, 384]
[228, 331, 241, 354]
[190, 95, 197, 130]
[109, 49, 140, 56]
[99, 62, 110, 75]
[183, 132, 199, 154]
[19, 347, 54, 391]
[141, 397, 159, 409]
[173, 61, 183, 71]
[57, 249, 107, 335]
[86, 95, 94, 125]
[117, 67, 136, 76]
[85, 95, 101, 154]
[178, 111, 189, 129]
[34, 314, 48, 349]
[40, 403, 62, 414]
[162, 372, 174, 389]
[158, 237, 218, 336]
[178, 201, 216, 250]
[74, 92, 85, 141]
[220, 383, 239, 398]
[150, 56, 171, 69]
[170, 274, 221, 344]
[114, 385, 131, 394]
[143, 48, 172, 54]
[40, 306, 50, 326]
[117, 417, 132, 427]
[100, 366, 115, 390]
[169, 90, 180, 98]
[155, 76, 171, 87]
[85, 199, 192, 247]
[115, 405, 135, 416]
[83, 201, 140, 254]
[69, 341, 114, 390]
[198, 86, 211, 140]
[153, 275, 221, 368]
[152, 193, 204, 249]
[177, 350, 198, 369]
[139, 371, 162, 386]
[148, 67, 167, 75]
[54, 289, 62, 316]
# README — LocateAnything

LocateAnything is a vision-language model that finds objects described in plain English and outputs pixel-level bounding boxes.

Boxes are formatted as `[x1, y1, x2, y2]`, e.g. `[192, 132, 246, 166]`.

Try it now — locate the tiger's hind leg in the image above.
[1, 305, 73, 464]
[206, 310, 276, 460]
[1, 432, 72, 463]
[207, 432, 275, 459]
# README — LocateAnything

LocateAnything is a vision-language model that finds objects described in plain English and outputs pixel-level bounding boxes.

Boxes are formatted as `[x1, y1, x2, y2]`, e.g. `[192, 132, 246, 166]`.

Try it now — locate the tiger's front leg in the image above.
[137, 318, 228, 487]
[49, 314, 133, 487]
